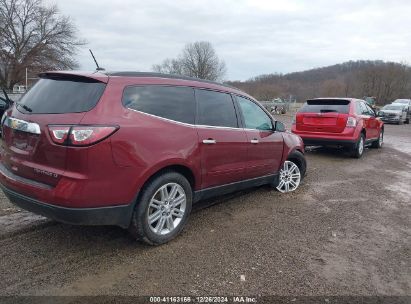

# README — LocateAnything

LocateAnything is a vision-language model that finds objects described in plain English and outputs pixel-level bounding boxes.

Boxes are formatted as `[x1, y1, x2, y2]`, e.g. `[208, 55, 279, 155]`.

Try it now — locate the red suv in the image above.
[291, 98, 384, 158]
[0, 71, 306, 245]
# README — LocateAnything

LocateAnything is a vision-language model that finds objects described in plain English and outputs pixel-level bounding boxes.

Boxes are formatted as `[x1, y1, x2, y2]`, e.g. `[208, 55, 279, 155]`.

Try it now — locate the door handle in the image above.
[202, 139, 217, 144]
[250, 139, 259, 144]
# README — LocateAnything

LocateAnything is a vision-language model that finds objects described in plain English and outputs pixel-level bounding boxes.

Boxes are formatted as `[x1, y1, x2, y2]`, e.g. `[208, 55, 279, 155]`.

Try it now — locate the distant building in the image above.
[13, 85, 26, 94]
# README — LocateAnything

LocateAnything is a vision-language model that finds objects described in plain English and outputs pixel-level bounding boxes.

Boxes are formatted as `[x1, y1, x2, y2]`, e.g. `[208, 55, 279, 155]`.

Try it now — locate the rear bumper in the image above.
[0, 183, 135, 228]
[291, 125, 359, 147]
[301, 138, 356, 147]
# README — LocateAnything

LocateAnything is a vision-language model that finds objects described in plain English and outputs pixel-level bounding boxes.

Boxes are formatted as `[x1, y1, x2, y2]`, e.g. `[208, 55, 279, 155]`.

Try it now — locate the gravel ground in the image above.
[0, 116, 410, 299]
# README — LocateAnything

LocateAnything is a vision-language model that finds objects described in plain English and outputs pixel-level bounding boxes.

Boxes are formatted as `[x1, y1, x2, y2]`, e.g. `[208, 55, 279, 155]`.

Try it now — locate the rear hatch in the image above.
[295, 99, 350, 133]
[0, 73, 107, 187]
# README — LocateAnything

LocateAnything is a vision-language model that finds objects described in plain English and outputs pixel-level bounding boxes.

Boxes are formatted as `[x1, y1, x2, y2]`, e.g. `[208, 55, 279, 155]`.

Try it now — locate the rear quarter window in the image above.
[18, 77, 106, 114]
[122, 85, 196, 124]
[300, 99, 350, 114]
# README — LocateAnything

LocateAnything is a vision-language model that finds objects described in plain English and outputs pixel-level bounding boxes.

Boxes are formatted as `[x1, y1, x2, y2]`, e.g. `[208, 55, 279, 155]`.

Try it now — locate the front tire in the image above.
[371, 130, 383, 149]
[351, 134, 365, 158]
[273, 151, 306, 193]
[128, 172, 192, 245]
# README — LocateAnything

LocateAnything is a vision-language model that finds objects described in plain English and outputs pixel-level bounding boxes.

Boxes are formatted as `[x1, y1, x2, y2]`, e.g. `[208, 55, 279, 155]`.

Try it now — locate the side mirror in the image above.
[275, 121, 286, 132]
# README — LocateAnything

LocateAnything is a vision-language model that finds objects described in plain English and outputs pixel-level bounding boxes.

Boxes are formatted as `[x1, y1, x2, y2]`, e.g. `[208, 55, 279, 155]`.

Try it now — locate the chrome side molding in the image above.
[3, 116, 41, 135]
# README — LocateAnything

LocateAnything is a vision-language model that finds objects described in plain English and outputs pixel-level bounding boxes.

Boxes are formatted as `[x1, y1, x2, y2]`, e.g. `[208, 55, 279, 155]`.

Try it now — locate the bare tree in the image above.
[152, 41, 226, 81]
[0, 0, 85, 89]
[152, 58, 183, 75]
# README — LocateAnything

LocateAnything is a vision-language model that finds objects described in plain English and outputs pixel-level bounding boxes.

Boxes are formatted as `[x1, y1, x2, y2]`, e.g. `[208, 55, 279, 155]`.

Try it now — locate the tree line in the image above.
[227, 60, 411, 105]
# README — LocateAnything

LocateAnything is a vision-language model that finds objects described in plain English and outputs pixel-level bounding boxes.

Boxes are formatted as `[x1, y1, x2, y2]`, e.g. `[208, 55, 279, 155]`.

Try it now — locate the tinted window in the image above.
[364, 103, 375, 116]
[237, 96, 273, 131]
[18, 77, 106, 114]
[123, 86, 195, 124]
[300, 99, 350, 114]
[196, 89, 238, 128]
[358, 102, 372, 115]
[355, 102, 363, 115]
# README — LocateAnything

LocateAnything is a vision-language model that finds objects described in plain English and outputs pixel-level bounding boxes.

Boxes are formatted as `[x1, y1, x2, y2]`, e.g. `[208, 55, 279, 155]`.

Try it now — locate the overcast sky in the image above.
[50, 0, 411, 81]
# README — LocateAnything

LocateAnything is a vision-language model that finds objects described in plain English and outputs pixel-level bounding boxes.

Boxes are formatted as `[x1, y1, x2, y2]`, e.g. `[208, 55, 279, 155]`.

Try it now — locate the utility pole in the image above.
[25, 68, 28, 92]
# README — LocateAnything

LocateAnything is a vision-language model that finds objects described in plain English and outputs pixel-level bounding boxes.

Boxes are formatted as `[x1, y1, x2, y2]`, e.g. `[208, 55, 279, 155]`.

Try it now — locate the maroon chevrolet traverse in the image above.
[0, 71, 306, 245]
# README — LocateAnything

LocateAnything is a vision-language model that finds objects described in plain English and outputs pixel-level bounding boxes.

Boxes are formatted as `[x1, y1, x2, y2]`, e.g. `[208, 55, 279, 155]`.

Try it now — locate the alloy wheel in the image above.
[276, 160, 301, 193]
[358, 137, 364, 155]
[147, 183, 186, 235]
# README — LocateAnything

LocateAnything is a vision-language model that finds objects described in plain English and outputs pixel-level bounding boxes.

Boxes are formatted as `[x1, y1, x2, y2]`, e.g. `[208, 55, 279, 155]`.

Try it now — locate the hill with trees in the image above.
[226, 60, 411, 105]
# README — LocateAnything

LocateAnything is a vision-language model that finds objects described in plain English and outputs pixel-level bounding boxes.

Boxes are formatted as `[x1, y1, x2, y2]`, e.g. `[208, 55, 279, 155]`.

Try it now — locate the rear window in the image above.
[299, 99, 350, 114]
[18, 77, 106, 114]
[383, 105, 404, 111]
[122, 85, 195, 124]
[393, 99, 410, 104]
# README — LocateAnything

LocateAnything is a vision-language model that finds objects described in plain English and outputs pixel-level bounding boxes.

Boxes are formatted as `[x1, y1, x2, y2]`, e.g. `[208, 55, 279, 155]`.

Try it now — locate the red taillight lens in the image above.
[48, 125, 118, 146]
[70, 126, 117, 146]
[49, 126, 70, 144]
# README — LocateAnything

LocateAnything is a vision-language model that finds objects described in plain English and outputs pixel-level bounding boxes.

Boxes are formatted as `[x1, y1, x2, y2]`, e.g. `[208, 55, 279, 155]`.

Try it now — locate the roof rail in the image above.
[107, 72, 237, 90]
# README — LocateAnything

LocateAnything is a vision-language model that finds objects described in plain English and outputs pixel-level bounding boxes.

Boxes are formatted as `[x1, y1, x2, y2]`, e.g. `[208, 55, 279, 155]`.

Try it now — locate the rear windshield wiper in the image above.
[1, 88, 14, 108]
[320, 109, 338, 113]
[16, 102, 33, 113]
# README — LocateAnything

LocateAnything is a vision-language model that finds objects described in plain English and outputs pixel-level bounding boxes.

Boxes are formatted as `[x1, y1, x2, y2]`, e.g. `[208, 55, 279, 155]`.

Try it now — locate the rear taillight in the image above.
[48, 125, 118, 146]
[346, 117, 357, 128]
[49, 126, 70, 144]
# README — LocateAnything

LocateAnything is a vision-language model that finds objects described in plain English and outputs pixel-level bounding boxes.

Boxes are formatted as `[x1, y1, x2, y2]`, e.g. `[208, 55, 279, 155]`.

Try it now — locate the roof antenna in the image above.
[89, 49, 105, 71]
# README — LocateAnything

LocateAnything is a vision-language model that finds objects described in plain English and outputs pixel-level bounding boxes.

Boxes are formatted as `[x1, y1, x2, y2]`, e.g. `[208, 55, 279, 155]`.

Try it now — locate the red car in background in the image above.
[292, 98, 384, 158]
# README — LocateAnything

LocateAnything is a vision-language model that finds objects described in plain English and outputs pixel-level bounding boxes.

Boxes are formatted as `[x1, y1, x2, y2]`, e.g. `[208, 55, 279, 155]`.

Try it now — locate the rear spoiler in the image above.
[38, 71, 109, 84]
[306, 99, 350, 105]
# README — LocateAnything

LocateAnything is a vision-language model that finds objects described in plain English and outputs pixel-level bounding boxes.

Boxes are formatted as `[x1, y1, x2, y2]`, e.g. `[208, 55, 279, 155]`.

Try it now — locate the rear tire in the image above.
[128, 171, 192, 245]
[351, 134, 365, 158]
[371, 130, 383, 149]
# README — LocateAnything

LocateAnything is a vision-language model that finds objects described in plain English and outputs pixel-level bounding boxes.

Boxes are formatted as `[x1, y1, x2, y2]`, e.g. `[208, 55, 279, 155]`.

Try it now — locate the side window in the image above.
[122, 86, 195, 124]
[196, 89, 238, 128]
[365, 104, 375, 116]
[359, 102, 369, 115]
[355, 102, 363, 115]
[236, 96, 273, 131]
